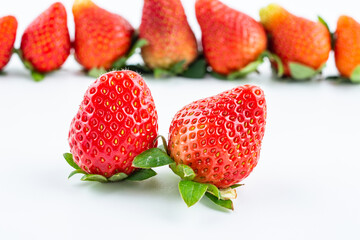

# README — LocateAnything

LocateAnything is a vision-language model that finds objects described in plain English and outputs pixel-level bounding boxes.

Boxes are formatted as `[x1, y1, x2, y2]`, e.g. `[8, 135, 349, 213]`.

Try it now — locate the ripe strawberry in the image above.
[68, 71, 158, 178]
[334, 16, 360, 80]
[0, 16, 17, 71]
[20, 2, 70, 79]
[168, 85, 267, 189]
[260, 4, 331, 77]
[195, 0, 267, 76]
[139, 0, 198, 71]
[73, 0, 134, 71]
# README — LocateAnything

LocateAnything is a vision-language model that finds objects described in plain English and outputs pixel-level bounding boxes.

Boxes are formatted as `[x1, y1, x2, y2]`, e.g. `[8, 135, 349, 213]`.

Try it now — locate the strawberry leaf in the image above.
[81, 174, 108, 183]
[206, 184, 220, 199]
[170, 60, 186, 75]
[88, 67, 106, 78]
[170, 163, 195, 180]
[108, 172, 128, 182]
[181, 58, 207, 79]
[227, 58, 263, 80]
[127, 169, 157, 181]
[230, 183, 244, 189]
[350, 65, 360, 83]
[289, 62, 319, 80]
[68, 169, 87, 179]
[153, 68, 172, 78]
[111, 57, 127, 69]
[31, 71, 45, 82]
[205, 192, 233, 210]
[209, 71, 227, 80]
[318, 16, 335, 49]
[127, 38, 148, 59]
[63, 153, 81, 170]
[132, 148, 174, 168]
[262, 51, 284, 77]
[178, 180, 208, 207]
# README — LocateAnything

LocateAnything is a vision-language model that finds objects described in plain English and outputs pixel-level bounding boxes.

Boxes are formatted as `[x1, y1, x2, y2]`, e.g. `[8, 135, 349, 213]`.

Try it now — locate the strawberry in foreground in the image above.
[139, 0, 199, 78]
[133, 85, 267, 210]
[17, 2, 70, 81]
[0, 16, 17, 72]
[64, 70, 159, 182]
[196, 0, 271, 79]
[260, 3, 331, 80]
[73, 0, 143, 77]
[332, 16, 360, 83]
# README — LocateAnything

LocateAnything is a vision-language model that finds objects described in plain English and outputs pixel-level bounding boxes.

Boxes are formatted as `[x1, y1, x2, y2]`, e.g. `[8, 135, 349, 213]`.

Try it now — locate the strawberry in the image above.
[260, 4, 331, 79]
[66, 70, 158, 182]
[73, 0, 134, 73]
[133, 85, 267, 210]
[334, 16, 360, 83]
[195, 0, 267, 77]
[139, 0, 198, 73]
[19, 2, 70, 81]
[0, 16, 17, 71]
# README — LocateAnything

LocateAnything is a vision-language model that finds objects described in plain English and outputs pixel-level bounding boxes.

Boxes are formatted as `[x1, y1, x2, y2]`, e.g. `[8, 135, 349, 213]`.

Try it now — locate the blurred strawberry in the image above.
[19, 2, 70, 81]
[73, 0, 134, 73]
[334, 16, 360, 83]
[139, 0, 198, 74]
[196, 0, 267, 77]
[0, 16, 17, 71]
[260, 3, 331, 79]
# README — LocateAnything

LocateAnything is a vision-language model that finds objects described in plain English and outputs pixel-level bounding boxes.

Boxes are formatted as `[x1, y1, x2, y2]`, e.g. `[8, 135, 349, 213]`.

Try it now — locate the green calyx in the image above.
[13, 48, 45, 82]
[132, 136, 242, 210]
[63, 153, 156, 183]
[210, 50, 284, 80]
[318, 16, 335, 50]
[289, 62, 326, 80]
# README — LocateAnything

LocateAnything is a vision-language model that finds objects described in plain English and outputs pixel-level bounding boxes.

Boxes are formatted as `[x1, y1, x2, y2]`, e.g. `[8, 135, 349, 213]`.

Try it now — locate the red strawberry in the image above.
[195, 0, 267, 76]
[0, 16, 17, 71]
[260, 4, 331, 78]
[68, 70, 158, 179]
[334, 16, 360, 82]
[168, 85, 267, 189]
[73, 0, 134, 71]
[20, 2, 70, 80]
[139, 0, 198, 71]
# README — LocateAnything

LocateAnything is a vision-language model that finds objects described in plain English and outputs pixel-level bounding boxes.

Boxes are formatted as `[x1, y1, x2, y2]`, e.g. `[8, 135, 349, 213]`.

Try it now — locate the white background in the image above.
[1, 0, 360, 239]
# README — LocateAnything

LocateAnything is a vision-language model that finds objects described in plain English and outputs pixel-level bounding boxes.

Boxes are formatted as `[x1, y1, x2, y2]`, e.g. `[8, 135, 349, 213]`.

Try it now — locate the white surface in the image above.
[1, 0, 360, 239]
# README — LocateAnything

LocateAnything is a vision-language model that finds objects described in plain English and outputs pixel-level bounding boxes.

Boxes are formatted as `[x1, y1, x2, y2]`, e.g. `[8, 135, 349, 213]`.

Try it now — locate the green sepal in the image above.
[88, 67, 107, 78]
[209, 71, 227, 80]
[205, 192, 234, 210]
[125, 64, 152, 74]
[178, 180, 208, 207]
[68, 169, 87, 179]
[318, 16, 335, 49]
[132, 147, 174, 168]
[206, 184, 220, 199]
[81, 174, 108, 183]
[31, 71, 45, 82]
[289, 62, 325, 80]
[157, 145, 167, 153]
[227, 59, 262, 80]
[63, 153, 81, 170]
[108, 172, 128, 182]
[153, 60, 187, 78]
[112, 38, 149, 70]
[170, 163, 195, 181]
[350, 65, 360, 83]
[262, 51, 284, 77]
[181, 57, 207, 79]
[230, 183, 244, 189]
[127, 169, 157, 181]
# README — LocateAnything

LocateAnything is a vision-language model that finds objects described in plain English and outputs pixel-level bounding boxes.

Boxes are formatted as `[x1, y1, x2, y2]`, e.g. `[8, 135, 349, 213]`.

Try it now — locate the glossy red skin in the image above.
[73, 0, 134, 70]
[20, 2, 70, 73]
[0, 16, 17, 70]
[68, 71, 158, 177]
[139, 0, 198, 70]
[335, 16, 360, 78]
[195, 0, 267, 75]
[168, 85, 267, 189]
[260, 5, 331, 76]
